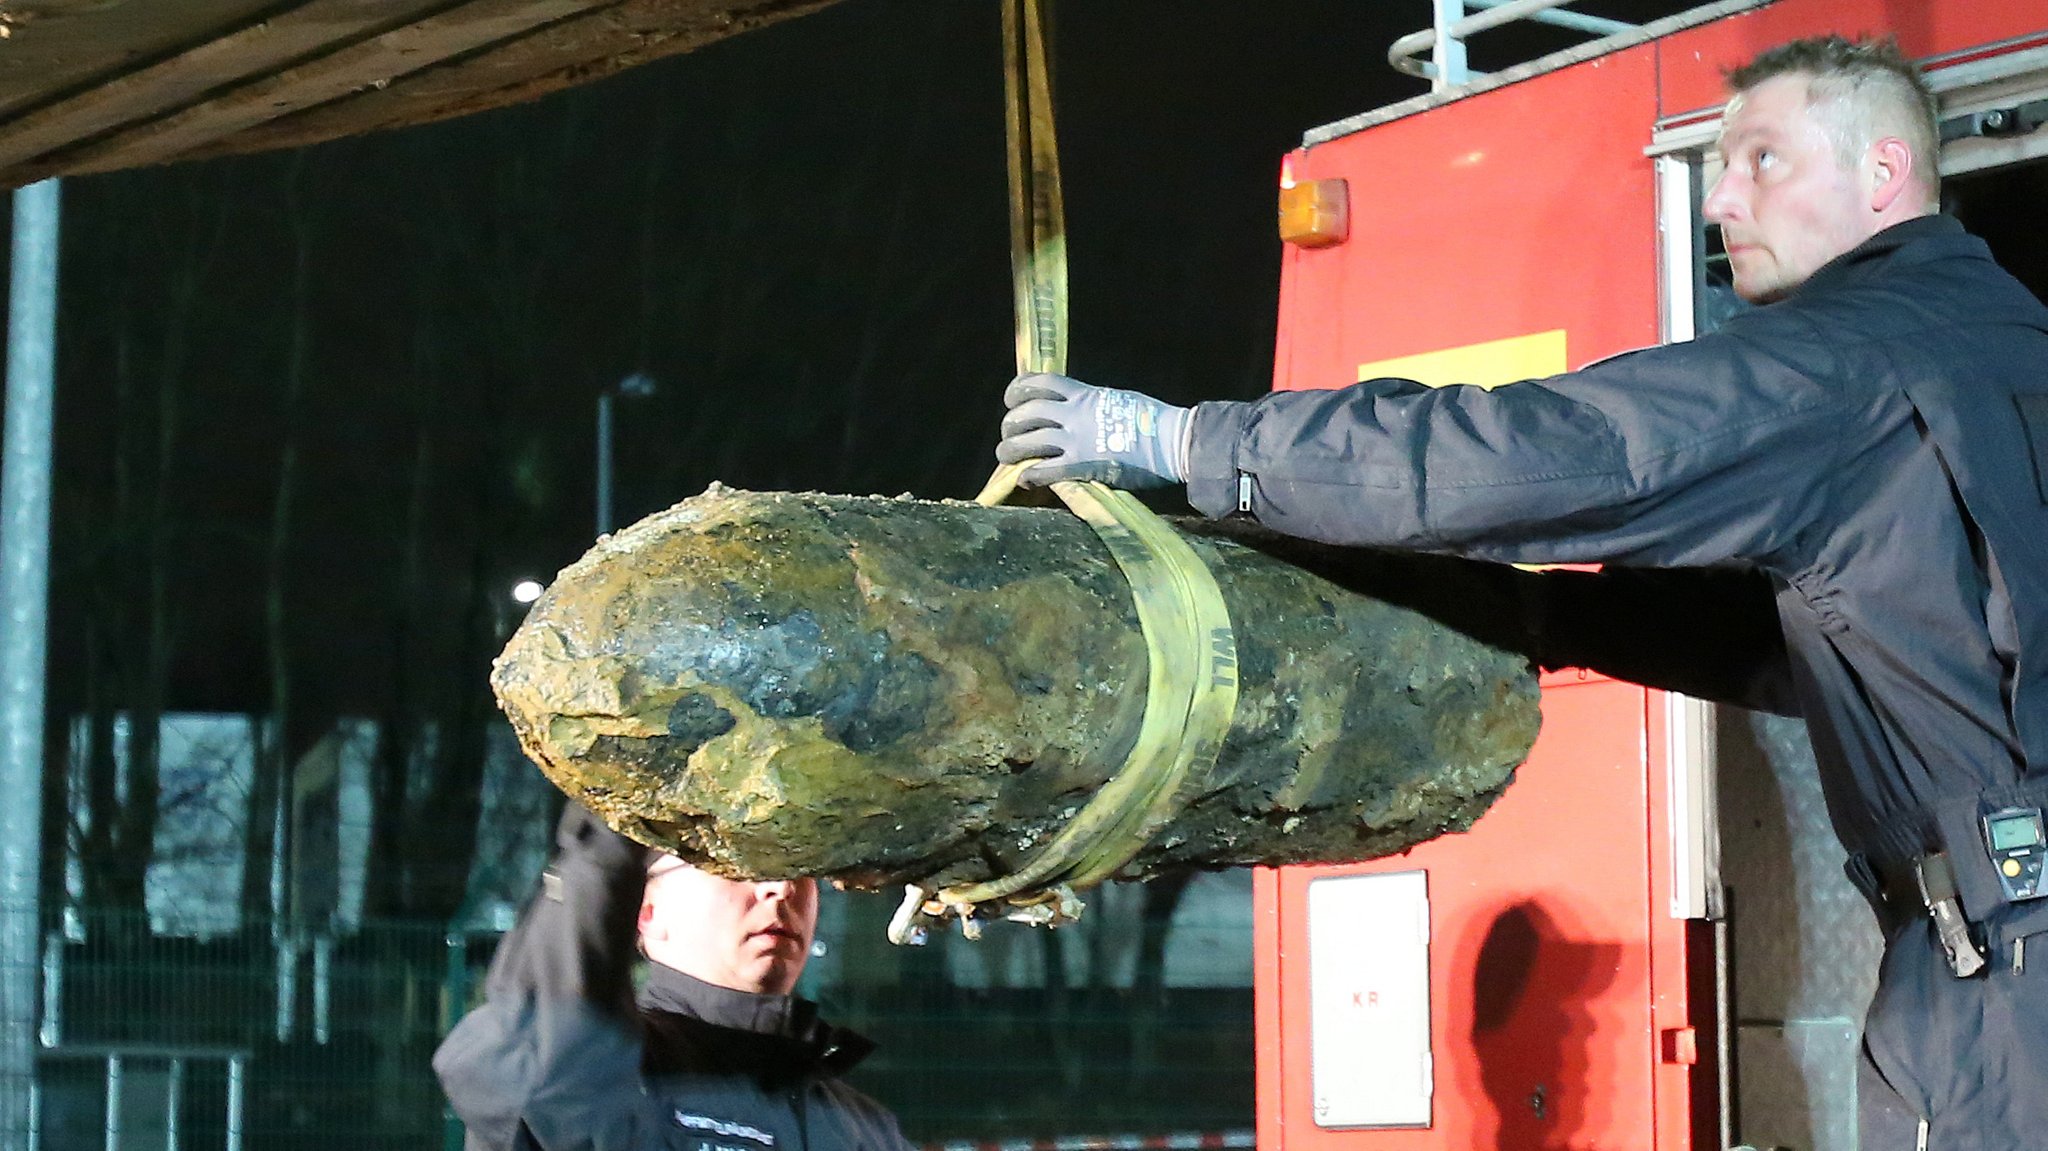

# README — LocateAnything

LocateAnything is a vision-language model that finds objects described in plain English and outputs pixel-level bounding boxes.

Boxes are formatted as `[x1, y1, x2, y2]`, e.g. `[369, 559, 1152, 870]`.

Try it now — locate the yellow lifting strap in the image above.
[891, 0, 1239, 944]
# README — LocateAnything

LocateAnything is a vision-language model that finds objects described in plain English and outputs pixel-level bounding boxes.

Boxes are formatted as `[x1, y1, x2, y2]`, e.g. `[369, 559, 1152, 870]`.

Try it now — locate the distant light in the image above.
[511, 580, 544, 605]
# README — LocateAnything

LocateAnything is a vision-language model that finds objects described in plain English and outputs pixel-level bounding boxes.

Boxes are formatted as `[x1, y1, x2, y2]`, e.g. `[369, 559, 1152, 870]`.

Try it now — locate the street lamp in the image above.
[497, 578, 547, 640]
[595, 371, 658, 536]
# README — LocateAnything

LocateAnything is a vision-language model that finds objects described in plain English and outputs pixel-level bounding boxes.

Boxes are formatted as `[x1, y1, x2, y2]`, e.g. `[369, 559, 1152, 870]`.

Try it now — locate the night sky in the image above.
[28, 0, 1695, 741]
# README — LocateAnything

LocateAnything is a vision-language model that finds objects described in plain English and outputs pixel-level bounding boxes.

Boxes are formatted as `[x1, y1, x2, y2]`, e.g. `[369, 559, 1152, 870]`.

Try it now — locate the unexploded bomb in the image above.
[491, 485, 1542, 893]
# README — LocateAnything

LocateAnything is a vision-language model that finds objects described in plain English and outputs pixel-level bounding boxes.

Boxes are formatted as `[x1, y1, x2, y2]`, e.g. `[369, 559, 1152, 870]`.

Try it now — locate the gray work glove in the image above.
[997, 372, 1192, 490]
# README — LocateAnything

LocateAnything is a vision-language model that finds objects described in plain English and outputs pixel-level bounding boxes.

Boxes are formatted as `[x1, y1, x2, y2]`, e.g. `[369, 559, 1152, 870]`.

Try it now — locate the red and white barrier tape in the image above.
[923, 1132, 1255, 1151]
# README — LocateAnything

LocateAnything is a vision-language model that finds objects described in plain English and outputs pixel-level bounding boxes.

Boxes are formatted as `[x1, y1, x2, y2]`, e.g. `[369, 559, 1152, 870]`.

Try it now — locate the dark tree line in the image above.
[42, 1, 1017, 929]
[35, 0, 1425, 931]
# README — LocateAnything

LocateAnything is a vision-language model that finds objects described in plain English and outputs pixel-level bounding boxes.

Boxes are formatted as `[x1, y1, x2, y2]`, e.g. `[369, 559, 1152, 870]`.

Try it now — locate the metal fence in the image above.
[841, 982, 1255, 1143]
[36, 912, 452, 1151]
[28, 899, 1253, 1150]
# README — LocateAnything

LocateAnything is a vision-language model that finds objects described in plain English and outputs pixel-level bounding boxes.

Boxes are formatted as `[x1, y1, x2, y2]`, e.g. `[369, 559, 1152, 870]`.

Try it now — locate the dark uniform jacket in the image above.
[1183, 214, 2048, 1146]
[433, 809, 912, 1151]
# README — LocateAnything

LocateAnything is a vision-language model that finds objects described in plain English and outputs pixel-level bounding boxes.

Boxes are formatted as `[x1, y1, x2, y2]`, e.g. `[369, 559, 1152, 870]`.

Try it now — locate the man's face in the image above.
[639, 857, 819, 996]
[1703, 73, 1877, 303]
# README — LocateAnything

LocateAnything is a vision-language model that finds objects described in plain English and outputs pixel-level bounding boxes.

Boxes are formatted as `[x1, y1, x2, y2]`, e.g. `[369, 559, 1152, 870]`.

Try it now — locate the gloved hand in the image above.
[997, 372, 1192, 490]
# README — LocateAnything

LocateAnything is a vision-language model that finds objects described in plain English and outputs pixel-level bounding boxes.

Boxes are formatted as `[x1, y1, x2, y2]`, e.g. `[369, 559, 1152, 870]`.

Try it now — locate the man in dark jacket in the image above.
[996, 35, 2048, 1151]
[433, 801, 914, 1151]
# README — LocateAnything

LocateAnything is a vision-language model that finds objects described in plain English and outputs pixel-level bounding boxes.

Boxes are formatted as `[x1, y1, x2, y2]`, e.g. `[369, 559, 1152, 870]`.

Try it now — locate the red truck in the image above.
[1252, 3, 2048, 1148]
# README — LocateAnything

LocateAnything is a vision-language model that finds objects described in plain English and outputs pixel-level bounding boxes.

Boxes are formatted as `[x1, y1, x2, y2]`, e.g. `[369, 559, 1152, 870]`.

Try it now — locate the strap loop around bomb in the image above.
[900, 475, 1239, 939]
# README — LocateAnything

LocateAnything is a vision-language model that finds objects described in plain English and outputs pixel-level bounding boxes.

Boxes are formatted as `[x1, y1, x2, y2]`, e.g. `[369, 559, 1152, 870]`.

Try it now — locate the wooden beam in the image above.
[0, 0, 459, 172]
[172, 0, 839, 165]
[40, 0, 626, 179]
[0, 0, 276, 121]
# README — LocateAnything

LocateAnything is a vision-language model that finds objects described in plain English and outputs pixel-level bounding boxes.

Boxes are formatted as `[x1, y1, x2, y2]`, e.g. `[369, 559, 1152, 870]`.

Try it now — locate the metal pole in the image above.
[0, 177, 61, 1151]
[312, 933, 331, 1044]
[225, 1056, 243, 1151]
[35, 933, 57, 1050]
[1429, 0, 1468, 92]
[594, 373, 653, 540]
[1716, 900, 1737, 1150]
[443, 934, 467, 1021]
[595, 391, 614, 537]
[1463, 0, 1634, 37]
[164, 1058, 181, 1151]
[274, 934, 296, 1043]
[100, 1054, 119, 1151]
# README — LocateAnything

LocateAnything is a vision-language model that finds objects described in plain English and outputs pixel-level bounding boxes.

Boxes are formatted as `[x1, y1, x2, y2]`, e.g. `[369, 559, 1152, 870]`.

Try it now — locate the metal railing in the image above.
[21, 901, 1254, 1149]
[33, 910, 454, 1151]
[1391, 0, 1643, 92]
[33, 1046, 247, 1151]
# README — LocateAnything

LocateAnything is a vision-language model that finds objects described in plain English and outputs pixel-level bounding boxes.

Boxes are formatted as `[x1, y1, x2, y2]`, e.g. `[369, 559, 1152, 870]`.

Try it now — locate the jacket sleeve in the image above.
[1520, 563, 1799, 716]
[432, 803, 651, 1150]
[1183, 308, 1853, 571]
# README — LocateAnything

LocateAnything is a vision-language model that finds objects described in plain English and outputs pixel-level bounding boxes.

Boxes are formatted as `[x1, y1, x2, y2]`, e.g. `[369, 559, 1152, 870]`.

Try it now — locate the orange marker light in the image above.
[1278, 177, 1349, 248]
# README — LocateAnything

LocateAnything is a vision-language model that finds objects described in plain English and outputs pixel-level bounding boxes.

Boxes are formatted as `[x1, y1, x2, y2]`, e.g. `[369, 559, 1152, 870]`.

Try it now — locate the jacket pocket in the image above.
[1992, 895, 2048, 967]
[1982, 899, 2048, 1139]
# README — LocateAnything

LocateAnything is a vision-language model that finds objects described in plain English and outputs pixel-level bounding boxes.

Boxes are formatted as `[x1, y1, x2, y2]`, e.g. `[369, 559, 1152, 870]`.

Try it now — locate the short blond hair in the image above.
[1728, 35, 1940, 207]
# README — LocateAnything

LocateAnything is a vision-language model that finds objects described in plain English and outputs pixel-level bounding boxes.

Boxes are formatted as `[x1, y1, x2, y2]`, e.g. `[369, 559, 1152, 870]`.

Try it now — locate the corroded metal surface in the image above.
[492, 485, 1541, 890]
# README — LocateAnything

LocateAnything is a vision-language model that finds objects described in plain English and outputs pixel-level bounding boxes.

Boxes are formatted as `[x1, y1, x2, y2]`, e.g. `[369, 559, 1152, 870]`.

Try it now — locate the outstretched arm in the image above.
[432, 803, 651, 1150]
